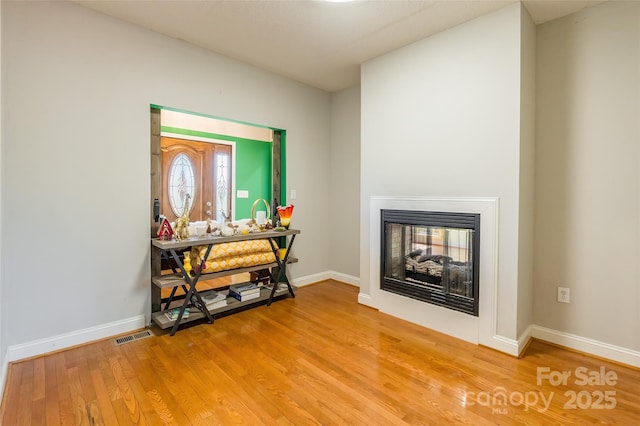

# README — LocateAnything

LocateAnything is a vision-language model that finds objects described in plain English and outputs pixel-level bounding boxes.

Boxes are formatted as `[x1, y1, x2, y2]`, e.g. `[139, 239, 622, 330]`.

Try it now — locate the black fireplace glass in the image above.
[381, 210, 480, 316]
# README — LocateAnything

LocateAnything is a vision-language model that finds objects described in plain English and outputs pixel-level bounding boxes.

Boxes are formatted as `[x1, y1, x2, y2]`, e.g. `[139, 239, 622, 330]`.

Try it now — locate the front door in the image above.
[161, 137, 232, 223]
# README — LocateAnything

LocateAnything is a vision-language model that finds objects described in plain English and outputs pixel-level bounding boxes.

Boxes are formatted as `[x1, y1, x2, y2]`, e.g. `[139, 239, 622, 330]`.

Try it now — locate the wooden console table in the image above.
[151, 228, 300, 335]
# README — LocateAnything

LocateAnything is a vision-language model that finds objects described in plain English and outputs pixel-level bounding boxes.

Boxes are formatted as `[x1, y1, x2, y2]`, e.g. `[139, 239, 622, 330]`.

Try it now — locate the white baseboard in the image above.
[7, 315, 146, 363]
[531, 325, 640, 368]
[0, 348, 8, 405]
[326, 271, 360, 287]
[466, 323, 640, 366]
[293, 270, 360, 288]
[292, 271, 333, 287]
[488, 334, 520, 357]
[517, 324, 534, 357]
[358, 292, 375, 308]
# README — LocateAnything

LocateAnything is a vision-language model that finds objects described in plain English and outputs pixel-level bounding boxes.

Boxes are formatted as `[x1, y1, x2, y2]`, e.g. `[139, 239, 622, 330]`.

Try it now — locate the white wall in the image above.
[0, 0, 7, 392]
[329, 85, 361, 281]
[360, 3, 525, 343]
[2, 1, 331, 351]
[534, 1, 640, 351]
[516, 5, 536, 338]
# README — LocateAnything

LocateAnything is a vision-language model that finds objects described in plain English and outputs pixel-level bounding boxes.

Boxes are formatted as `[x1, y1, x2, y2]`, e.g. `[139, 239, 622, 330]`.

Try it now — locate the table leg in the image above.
[167, 247, 215, 336]
[267, 234, 296, 306]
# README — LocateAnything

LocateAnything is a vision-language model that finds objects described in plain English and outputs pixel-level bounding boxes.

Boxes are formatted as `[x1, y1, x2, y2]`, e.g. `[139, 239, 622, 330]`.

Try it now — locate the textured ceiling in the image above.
[73, 0, 606, 92]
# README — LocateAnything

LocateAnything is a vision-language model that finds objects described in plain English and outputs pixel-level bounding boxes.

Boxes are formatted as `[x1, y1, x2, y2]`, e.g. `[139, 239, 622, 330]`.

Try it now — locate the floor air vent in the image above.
[114, 329, 154, 345]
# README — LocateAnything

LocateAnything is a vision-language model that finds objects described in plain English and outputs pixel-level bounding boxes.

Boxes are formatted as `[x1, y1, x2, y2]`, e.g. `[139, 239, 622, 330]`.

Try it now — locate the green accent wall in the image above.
[235, 138, 272, 220]
[280, 131, 287, 205]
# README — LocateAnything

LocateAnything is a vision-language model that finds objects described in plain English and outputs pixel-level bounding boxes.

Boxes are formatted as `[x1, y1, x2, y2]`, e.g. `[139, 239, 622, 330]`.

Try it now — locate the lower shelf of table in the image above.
[152, 257, 299, 289]
[151, 285, 294, 330]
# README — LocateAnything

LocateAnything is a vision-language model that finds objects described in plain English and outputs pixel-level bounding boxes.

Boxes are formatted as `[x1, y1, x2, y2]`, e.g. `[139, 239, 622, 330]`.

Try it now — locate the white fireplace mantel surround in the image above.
[360, 196, 514, 353]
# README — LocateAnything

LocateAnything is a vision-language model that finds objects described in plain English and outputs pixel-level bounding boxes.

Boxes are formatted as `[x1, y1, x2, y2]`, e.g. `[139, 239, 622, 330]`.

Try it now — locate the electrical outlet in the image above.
[557, 287, 570, 304]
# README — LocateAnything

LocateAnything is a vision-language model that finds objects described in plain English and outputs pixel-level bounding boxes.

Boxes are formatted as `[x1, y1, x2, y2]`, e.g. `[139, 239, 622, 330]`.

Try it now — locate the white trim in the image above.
[161, 132, 235, 146]
[7, 315, 146, 362]
[0, 348, 8, 404]
[293, 271, 360, 288]
[489, 334, 520, 356]
[517, 324, 534, 356]
[358, 292, 374, 308]
[531, 325, 640, 368]
[292, 271, 333, 287]
[326, 271, 359, 287]
[367, 196, 501, 349]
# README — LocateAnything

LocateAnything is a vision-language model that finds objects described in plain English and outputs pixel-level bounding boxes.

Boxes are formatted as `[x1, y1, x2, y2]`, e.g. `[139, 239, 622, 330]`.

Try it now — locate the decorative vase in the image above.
[276, 204, 294, 229]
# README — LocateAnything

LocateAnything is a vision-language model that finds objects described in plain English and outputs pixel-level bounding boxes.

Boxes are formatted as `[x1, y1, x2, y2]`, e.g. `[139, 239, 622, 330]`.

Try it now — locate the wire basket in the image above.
[251, 198, 271, 230]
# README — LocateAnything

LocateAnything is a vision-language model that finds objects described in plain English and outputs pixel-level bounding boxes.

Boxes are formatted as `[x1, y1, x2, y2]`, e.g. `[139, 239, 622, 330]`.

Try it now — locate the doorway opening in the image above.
[150, 105, 287, 311]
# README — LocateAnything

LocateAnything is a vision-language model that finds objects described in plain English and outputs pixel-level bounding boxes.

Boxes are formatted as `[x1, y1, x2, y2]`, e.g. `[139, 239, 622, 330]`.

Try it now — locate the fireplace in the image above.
[380, 210, 480, 316]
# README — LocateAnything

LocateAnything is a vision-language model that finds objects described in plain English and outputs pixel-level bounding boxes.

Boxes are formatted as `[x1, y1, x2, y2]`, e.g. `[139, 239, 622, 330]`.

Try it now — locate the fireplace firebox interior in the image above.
[381, 210, 480, 316]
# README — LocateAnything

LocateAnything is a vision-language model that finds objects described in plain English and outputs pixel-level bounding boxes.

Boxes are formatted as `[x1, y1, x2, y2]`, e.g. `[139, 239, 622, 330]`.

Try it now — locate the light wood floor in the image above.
[2, 281, 639, 425]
